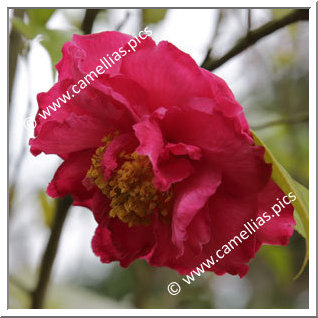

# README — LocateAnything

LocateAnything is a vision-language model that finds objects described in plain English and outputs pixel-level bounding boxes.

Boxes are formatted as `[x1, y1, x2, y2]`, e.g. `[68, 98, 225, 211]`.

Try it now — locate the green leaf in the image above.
[27, 9, 55, 26]
[251, 130, 309, 279]
[142, 9, 167, 25]
[40, 29, 73, 73]
[292, 180, 309, 238]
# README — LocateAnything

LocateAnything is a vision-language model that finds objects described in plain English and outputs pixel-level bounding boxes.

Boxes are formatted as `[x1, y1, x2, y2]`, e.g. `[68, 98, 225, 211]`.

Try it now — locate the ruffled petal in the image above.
[90, 74, 152, 120]
[161, 107, 271, 196]
[92, 221, 121, 264]
[91, 191, 155, 267]
[165, 142, 202, 160]
[203, 189, 258, 277]
[47, 149, 95, 201]
[56, 31, 133, 81]
[30, 113, 107, 156]
[171, 163, 221, 255]
[148, 188, 258, 278]
[121, 40, 210, 110]
[256, 179, 295, 245]
[101, 132, 138, 180]
[133, 116, 194, 191]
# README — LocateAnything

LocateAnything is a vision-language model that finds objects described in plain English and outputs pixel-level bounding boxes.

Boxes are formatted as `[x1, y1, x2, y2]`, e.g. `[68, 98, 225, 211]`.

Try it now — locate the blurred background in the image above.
[8, 8, 309, 309]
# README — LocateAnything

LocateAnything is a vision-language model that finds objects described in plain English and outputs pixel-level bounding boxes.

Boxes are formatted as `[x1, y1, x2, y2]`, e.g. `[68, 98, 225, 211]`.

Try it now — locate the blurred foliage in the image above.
[260, 245, 293, 283]
[142, 9, 167, 27]
[27, 9, 55, 26]
[38, 190, 57, 228]
[11, 9, 80, 75]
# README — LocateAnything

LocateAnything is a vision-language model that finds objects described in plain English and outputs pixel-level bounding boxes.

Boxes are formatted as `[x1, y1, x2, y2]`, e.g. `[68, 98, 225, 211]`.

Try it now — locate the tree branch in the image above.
[201, 9, 309, 71]
[81, 9, 101, 35]
[115, 11, 130, 31]
[247, 9, 252, 33]
[200, 9, 223, 68]
[31, 195, 73, 309]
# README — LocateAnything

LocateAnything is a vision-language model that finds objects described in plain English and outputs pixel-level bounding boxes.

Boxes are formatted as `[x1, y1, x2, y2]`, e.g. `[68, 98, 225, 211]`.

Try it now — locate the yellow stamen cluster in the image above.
[86, 135, 173, 227]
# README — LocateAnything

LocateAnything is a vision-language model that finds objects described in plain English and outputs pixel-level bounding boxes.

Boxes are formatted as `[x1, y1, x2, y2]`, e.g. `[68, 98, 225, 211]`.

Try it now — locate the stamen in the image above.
[86, 134, 173, 226]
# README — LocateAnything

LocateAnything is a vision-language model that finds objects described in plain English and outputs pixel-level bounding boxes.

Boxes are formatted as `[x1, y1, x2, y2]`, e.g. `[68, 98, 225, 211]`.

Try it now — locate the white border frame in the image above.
[2, 0, 316, 316]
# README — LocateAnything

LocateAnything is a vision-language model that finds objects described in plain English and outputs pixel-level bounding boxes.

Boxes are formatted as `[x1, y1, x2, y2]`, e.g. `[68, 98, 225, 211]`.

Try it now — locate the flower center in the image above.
[86, 134, 173, 227]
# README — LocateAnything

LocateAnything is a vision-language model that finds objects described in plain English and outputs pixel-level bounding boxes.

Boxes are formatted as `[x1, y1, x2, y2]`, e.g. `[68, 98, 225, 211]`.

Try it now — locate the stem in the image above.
[201, 9, 309, 71]
[31, 195, 73, 309]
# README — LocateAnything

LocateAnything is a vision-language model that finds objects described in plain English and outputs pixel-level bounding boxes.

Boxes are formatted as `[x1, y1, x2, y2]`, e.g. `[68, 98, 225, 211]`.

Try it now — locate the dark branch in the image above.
[247, 9, 252, 32]
[81, 9, 101, 35]
[200, 9, 223, 68]
[201, 9, 309, 71]
[31, 195, 73, 309]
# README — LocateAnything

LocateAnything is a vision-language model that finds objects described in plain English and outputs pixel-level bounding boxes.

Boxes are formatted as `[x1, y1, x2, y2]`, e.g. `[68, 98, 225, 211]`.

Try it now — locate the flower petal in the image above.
[256, 179, 295, 245]
[101, 132, 138, 180]
[30, 113, 107, 156]
[133, 116, 194, 191]
[121, 41, 210, 110]
[161, 107, 271, 196]
[172, 163, 222, 255]
[57, 31, 133, 81]
[91, 191, 155, 267]
[47, 149, 95, 201]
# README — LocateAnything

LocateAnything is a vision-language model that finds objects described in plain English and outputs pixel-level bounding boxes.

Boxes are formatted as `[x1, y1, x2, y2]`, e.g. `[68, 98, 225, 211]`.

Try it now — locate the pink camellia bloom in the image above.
[30, 31, 295, 277]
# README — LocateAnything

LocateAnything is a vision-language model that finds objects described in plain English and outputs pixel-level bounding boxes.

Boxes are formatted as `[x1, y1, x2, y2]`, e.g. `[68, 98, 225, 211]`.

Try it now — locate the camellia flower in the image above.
[30, 31, 295, 277]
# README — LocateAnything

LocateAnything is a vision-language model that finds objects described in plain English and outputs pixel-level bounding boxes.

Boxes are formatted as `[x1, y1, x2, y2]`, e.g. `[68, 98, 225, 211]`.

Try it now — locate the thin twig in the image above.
[247, 9, 252, 33]
[201, 9, 309, 71]
[200, 9, 223, 68]
[31, 195, 73, 309]
[115, 11, 130, 31]
[251, 113, 309, 130]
